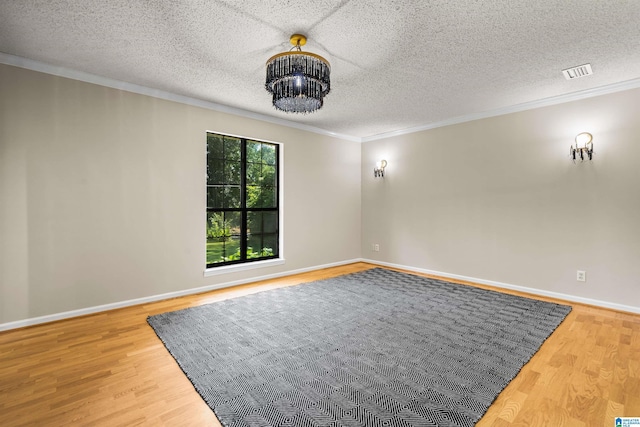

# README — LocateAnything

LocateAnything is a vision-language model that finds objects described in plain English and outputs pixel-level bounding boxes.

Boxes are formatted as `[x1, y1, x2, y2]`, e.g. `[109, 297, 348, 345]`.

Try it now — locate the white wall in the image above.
[362, 87, 640, 309]
[0, 63, 362, 324]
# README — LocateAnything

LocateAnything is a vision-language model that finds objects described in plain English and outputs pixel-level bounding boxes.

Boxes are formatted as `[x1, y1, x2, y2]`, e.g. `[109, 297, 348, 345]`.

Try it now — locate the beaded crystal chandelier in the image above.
[265, 34, 331, 114]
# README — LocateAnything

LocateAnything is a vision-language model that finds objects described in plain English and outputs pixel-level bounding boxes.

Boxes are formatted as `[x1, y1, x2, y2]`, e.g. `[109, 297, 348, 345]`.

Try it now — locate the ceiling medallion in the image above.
[265, 34, 331, 114]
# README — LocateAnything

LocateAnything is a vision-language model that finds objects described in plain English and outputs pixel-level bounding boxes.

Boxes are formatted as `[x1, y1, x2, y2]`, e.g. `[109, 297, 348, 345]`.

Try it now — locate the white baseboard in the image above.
[3, 257, 637, 332]
[363, 258, 640, 315]
[0, 258, 364, 332]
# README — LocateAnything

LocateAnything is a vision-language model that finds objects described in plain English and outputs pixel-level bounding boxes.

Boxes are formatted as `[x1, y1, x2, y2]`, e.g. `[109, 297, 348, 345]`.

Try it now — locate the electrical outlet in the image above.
[374, 244, 380, 252]
[577, 270, 586, 282]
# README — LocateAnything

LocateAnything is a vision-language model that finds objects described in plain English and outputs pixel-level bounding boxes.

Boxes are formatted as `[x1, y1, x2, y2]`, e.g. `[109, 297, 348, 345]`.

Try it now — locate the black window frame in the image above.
[206, 132, 280, 268]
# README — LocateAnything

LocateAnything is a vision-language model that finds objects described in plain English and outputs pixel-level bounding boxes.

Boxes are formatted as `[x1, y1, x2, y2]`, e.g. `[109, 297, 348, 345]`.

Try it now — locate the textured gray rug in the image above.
[147, 268, 571, 427]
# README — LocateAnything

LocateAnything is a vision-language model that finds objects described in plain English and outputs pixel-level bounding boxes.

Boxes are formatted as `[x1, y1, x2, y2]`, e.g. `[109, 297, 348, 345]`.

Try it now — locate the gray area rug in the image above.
[147, 268, 571, 427]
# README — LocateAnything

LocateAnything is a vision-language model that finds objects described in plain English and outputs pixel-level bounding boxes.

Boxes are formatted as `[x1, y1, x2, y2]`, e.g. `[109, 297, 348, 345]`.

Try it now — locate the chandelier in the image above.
[265, 34, 331, 114]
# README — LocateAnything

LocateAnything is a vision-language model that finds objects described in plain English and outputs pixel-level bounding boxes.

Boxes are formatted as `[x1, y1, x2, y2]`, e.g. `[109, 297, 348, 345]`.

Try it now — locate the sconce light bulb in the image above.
[374, 160, 387, 178]
[575, 132, 592, 146]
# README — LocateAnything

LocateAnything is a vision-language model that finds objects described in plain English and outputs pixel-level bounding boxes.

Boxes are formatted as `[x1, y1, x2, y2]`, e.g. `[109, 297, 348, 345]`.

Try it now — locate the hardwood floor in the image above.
[1, 262, 638, 426]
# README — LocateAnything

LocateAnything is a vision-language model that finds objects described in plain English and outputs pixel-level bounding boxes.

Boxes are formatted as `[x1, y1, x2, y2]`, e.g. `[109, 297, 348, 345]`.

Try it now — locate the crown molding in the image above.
[0, 52, 361, 143]
[3, 52, 640, 144]
[361, 77, 640, 142]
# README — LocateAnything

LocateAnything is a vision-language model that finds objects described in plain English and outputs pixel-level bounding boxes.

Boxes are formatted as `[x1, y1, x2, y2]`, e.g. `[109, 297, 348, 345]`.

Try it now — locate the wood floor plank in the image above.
[1, 262, 639, 426]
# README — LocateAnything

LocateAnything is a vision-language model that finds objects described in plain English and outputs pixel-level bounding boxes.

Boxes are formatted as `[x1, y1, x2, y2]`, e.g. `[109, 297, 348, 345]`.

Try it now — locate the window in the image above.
[206, 132, 279, 268]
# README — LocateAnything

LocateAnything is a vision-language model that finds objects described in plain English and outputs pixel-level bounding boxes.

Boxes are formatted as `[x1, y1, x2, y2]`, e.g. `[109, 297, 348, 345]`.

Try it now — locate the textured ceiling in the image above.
[1, 0, 640, 140]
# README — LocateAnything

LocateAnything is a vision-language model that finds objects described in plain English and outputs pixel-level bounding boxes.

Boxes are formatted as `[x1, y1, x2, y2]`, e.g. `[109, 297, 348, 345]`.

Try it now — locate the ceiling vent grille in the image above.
[562, 63, 593, 80]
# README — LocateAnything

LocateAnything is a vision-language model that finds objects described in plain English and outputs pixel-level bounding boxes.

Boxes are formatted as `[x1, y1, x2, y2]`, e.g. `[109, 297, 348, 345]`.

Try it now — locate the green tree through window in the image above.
[206, 133, 279, 267]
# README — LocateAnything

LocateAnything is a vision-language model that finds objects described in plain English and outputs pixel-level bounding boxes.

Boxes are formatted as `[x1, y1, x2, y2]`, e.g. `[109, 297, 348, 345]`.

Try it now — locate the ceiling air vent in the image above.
[562, 63, 593, 80]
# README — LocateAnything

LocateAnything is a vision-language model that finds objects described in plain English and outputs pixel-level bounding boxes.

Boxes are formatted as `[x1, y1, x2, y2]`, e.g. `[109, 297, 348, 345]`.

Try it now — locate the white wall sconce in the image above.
[570, 132, 594, 162]
[374, 160, 387, 178]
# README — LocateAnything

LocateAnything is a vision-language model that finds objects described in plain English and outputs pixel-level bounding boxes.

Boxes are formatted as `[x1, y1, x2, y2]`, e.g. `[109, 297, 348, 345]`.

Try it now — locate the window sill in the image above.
[203, 258, 285, 277]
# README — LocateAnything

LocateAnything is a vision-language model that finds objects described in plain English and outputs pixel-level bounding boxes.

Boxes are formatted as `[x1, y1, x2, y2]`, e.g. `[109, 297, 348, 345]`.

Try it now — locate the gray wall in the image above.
[0, 64, 362, 324]
[2, 61, 639, 326]
[362, 88, 640, 308]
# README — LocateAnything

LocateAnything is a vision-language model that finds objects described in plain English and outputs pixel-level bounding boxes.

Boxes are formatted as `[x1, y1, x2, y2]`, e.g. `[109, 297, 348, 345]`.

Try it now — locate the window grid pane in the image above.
[207, 133, 279, 268]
